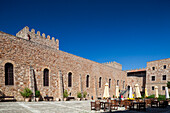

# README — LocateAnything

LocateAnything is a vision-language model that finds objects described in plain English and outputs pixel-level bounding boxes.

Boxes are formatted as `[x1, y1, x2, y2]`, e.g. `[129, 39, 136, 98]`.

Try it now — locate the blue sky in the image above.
[0, 0, 170, 70]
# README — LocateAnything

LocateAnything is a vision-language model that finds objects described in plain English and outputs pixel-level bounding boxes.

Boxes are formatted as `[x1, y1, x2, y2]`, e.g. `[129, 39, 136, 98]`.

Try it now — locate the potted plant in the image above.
[63, 90, 68, 101]
[20, 88, 32, 102]
[77, 92, 82, 101]
[35, 90, 40, 102]
[83, 91, 87, 100]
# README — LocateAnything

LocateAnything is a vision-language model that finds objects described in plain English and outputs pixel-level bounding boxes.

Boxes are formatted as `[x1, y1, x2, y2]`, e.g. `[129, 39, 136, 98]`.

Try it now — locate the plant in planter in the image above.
[63, 90, 68, 101]
[20, 88, 32, 102]
[35, 90, 40, 102]
[83, 91, 87, 100]
[77, 92, 82, 101]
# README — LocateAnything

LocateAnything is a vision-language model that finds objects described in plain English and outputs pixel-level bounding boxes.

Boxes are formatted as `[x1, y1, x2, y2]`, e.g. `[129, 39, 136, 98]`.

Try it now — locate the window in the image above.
[152, 67, 155, 70]
[162, 86, 165, 90]
[86, 75, 89, 88]
[68, 72, 72, 87]
[152, 86, 154, 90]
[43, 69, 49, 86]
[163, 65, 166, 69]
[99, 77, 102, 88]
[162, 75, 166, 80]
[117, 80, 119, 86]
[151, 76, 155, 81]
[109, 79, 111, 88]
[5, 63, 14, 85]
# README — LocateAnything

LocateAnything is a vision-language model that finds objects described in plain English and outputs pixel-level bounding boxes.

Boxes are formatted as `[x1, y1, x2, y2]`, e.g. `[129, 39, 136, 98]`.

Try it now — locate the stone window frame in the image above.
[152, 86, 154, 90]
[162, 86, 165, 90]
[42, 67, 51, 87]
[163, 65, 166, 69]
[67, 71, 73, 88]
[2, 60, 16, 87]
[117, 80, 119, 86]
[109, 78, 111, 88]
[162, 75, 166, 81]
[86, 74, 90, 88]
[151, 76, 156, 81]
[99, 77, 102, 88]
[152, 67, 155, 70]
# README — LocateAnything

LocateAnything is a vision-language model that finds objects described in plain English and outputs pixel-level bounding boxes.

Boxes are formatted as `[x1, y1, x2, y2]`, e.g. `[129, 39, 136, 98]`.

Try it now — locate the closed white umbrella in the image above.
[129, 87, 133, 99]
[165, 87, 169, 99]
[145, 88, 148, 97]
[135, 84, 141, 98]
[103, 83, 110, 99]
[115, 86, 119, 98]
[155, 86, 159, 98]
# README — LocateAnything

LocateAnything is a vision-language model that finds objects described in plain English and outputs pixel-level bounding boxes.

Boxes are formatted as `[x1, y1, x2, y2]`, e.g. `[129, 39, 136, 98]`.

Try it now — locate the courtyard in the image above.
[0, 101, 170, 113]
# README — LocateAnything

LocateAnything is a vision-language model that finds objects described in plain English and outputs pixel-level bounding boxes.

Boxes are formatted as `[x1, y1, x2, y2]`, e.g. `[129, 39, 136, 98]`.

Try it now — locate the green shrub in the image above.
[35, 90, 40, 97]
[147, 94, 155, 99]
[63, 90, 68, 98]
[83, 91, 87, 98]
[158, 95, 166, 101]
[20, 88, 32, 98]
[77, 92, 82, 98]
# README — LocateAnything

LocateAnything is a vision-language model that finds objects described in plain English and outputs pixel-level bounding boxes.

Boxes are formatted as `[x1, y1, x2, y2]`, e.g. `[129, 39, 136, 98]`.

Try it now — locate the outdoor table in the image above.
[151, 100, 159, 108]
[100, 101, 111, 111]
[131, 101, 146, 111]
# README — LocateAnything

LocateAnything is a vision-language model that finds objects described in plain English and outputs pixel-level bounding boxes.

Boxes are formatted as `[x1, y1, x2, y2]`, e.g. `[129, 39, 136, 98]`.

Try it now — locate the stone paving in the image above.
[0, 101, 170, 113]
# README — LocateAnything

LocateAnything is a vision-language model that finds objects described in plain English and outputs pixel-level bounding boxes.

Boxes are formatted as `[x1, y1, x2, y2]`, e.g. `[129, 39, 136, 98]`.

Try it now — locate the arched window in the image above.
[43, 68, 49, 86]
[99, 77, 102, 88]
[68, 72, 72, 87]
[109, 79, 111, 88]
[86, 75, 89, 88]
[5, 63, 14, 85]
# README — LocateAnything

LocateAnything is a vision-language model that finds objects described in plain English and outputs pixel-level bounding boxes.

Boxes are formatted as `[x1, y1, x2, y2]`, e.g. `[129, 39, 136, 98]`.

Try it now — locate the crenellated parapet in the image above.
[16, 26, 59, 50]
[103, 61, 122, 70]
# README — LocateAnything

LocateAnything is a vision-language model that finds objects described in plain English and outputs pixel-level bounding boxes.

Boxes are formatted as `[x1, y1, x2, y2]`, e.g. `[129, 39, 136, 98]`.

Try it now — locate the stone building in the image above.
[146, 58, 170, 95]
[0, 26, 169, 101]
[126, 69, 146, 95]
[0, 26, 127, 101]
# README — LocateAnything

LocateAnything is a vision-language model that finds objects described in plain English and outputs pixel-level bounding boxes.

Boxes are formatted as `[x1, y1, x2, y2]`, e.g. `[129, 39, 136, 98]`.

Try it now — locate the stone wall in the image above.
[103, 61, 122, 70]
[0, 30, 127, 101]
[16, 26, 59, 50]
[146, 58, 170, 95]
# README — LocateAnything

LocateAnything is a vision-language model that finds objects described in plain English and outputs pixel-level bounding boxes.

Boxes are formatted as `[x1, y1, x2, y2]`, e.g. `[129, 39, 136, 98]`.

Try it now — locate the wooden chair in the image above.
[110, 100, 119, 111]
[124, 100, 131, 110]
[138, 102, 146, 111]
[159, 100, 167, 108]
[95, 100, 101, 111]
[91, 101, 95, 110]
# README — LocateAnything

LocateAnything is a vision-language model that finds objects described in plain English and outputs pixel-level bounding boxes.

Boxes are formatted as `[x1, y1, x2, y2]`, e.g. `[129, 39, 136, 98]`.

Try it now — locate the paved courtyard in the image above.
[0, 101, 170, 113]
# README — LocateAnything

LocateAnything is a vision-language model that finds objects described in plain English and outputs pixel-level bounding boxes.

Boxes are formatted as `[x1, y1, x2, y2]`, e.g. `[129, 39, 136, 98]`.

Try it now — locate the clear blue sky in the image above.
[0, 0, 170, 70]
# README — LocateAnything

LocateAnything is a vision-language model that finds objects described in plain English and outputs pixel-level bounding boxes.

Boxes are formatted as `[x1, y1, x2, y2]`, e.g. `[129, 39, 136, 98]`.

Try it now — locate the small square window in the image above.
[162, 86, 165, 90]
[152, 86, 154, 90]
[152, 67, 155, 70]
[162, 75, 166, 80]
[151, 76, 155, 81]
[163, 65, 166, 69]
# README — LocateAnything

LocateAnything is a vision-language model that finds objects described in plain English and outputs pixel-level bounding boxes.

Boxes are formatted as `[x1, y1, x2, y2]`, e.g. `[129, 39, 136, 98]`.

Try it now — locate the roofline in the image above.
[147, 58, 170, 63]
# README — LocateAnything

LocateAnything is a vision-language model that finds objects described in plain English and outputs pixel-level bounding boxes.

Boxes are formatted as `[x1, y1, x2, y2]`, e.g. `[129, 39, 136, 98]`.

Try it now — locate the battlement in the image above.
[16, 26, 59, 50]
[103, 61, 122, 70]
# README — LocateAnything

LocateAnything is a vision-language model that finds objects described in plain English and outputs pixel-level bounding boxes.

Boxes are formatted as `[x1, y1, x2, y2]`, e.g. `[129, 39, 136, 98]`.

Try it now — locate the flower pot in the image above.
[25, 98, 30, 102]
[77, 98, 80, 101]
[64, 98, 67, 101]
[36, 97, 39, 102]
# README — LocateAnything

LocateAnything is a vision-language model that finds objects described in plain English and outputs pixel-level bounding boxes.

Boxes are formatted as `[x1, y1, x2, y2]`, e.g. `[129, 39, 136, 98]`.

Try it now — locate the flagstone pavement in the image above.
[0, 100, 169, 113]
